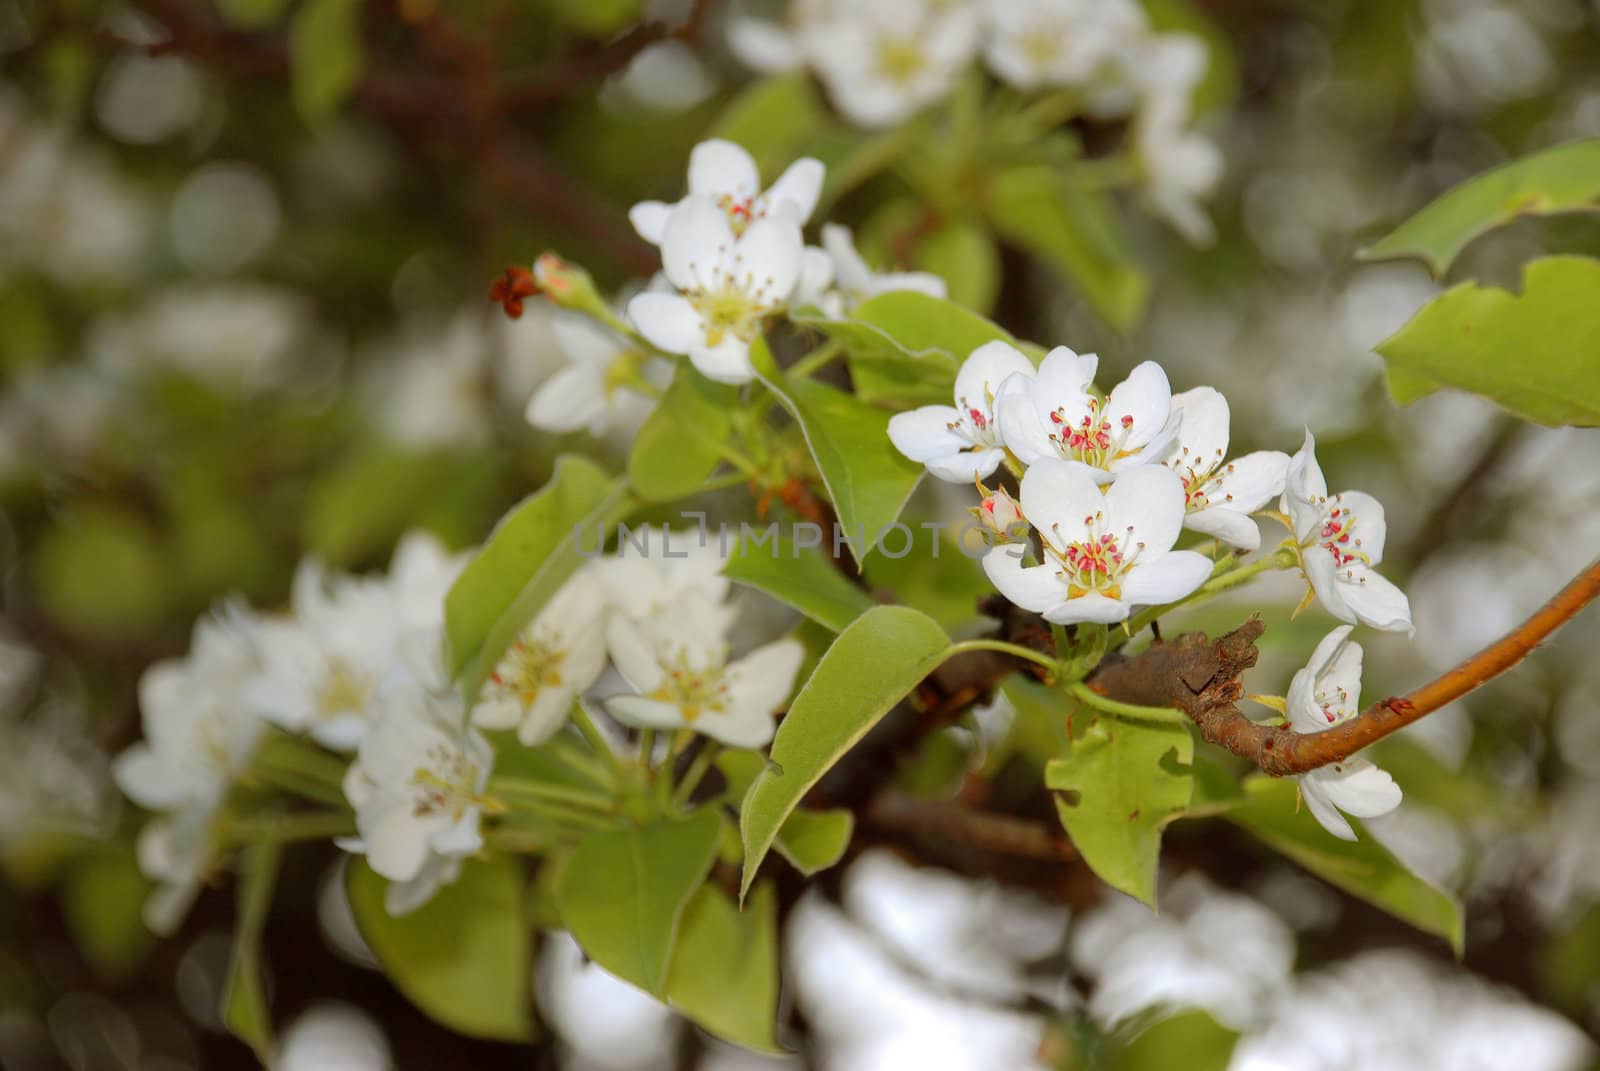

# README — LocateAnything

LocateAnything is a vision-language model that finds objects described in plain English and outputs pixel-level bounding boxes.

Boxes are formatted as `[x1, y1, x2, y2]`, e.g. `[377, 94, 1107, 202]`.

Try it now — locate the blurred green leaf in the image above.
[1046, 717, 1194, 906]
[722, 535, 874, 632]
[628, 367, 735, 501]
[347, 857, 534, 1040]
[555, 811, 723, 994]
[860, 526, 990, 633]
[548, 0, 643, 35]
[444, 456, 633, 700]
[1375, 255, 1600, 426]
[1112, 1009, 1239, 1071]
[665, 881, 783, 1053]
[712, 73, 832, 180]
[290, 0, 365, 124]
[222, 842, 281, 1066]
[984, 165, 1147, 331]
[750, 340, 924, 565]
[63, 849, 153, 982]
[773, 808, 854, 876]
[1226, 776, 1464, 954]
[215, 0, 290, 29]
[916, 217, 1001, 315]
[1362, 139, 1600, 275]
[304, 447, 497, 567]
[740, 605, 950, 896]
[33, 505, 171, 641]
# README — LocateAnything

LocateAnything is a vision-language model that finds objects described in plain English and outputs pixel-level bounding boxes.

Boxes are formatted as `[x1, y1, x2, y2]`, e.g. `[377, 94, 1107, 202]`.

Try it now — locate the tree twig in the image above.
[865, 791, 1078, 862]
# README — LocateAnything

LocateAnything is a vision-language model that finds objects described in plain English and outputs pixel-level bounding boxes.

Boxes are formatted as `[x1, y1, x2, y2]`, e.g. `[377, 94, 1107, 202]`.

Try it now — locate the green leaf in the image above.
[214, 0, 290, 29]
[628, 367, 736, 501]
[222, 842, 282, 1066]
[750, 340, 925, 564]
[917, 217, 1001, 314]
[1112, 1009, 1239, 1071]
[1361, 139, 1600, 275]
[774, 809, 854, 876]
[555, 811, 723, 994]
[860, 526, 991, 632]
[1045, 718, 1194, 907]
[347, 857, 534, 1040]
[722, 534, 874, 632]
[1142, 0, 1240, 116]
[445, 457, 633, 699]
[711, 73, 831, 180]
[1374, 255, 1600, 427]
[984, 165, 1146, 331]
[549, 0, 644, 35]
[664, 882, 783, 1053]
[63, 849, 153, 982]
[290, 0, 364, 124]
[1225, 776, 1464, 954]
[32, 504, 170, 642]
[740, 606, 950, 896]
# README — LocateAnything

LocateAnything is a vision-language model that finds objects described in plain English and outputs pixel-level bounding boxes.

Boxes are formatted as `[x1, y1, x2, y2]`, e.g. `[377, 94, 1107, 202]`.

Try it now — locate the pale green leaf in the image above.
[1362, 139, 1600, 275]
[711, 73, 831, 180]
[984, 166, 1147, 331]
[740, 606, 951, 896]
[1225, 776, 1464, 954]
[774, 809, 854, 876]
[556, 811, 723, 994]
[721, 534, 874, 632]
[916, 217, 1000, 314]
[1112, 1009, 1239, 1071]
[628, 366, 736, 501]
[750, 340, 924, 564]
[63, 849, 153, 981]
[347, 857, 534, 1040]
[664, 882, 783, 1053]
[1375, 255, 1600, 427]
[444, 456, 633, 700]
[290, 0, 364, 124]
[861, 526, 991, 632]
[1045, 718, 1194, 906]
[222, 842, 282, 1066]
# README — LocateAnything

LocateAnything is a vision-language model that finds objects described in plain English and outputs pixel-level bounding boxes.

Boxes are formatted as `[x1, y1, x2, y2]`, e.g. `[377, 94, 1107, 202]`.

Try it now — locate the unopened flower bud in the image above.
[533, 253, 610, 321]
[973, 486, 1026, 542]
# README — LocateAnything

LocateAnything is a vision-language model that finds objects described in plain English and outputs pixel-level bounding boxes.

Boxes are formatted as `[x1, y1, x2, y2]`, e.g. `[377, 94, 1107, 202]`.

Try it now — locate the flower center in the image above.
[1313, 680, 1355, 725]
[1167, 446, 1231, 513]
[1315, 497, 1368, 569]
[648, 648, 730, 722]
[947, 392, 1000, 452]
[1043, 510, 1145, 600]
[316, 659, 370, 721]
[1020, 28, 1063, 69]
[683, 256, 784, 348]
[713, 193, 761, 237]
[410, 741, 483, 820]
[1047, 397, 1139, 471]
[876, 39, 926, 85]
[488, 635, 566, 709]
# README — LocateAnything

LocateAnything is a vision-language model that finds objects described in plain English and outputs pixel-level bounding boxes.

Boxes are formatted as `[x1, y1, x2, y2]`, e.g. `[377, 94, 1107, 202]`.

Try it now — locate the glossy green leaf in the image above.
[1362, 139, 1600, 274]
[984, 165, 1146, 331]
[740, 606, 951, 896]
[1113, 1009, 1239, 1071]
[222, 842, 282, 1066]
[774, 809, 854, 876]
[1375, 255, 1600, 426]
[722, 534, 874, 632]
[628, 367, 736, 501]
[751, 340, 924, 564]
[1046, 718, 1194, 906]
[917, 217, 1001, 314]
[347, 857, 534, 1040]
[664, 882, 783, 1053]
[445, 456, 633, 699]
[556, 811, 723, 994]
[290, 0, 364, 124]
[1226, 776, 1464, 954]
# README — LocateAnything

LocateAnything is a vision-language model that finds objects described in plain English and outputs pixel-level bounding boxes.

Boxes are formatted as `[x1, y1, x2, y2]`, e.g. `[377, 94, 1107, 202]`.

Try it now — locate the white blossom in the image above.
[605, 592, 803, 748]
[363, 313, 490, 450]
[471, 568, 608, 746]
[804, 223, 947, 317]
[1282, 430, 1414, 633]
[1286, 626, 1403, 842]
[628, 138, 823, 247]
[980, 0, 1145, 92]
[1160, 386, 1290, 551]
[627, 196, 804, 385]
[801, 0, 982, 128]
[524, 313, 665, 437]
[983, 461, 1211, 625]
[1134, 93, 1223, 246]
[341, 643, 493, 916]
[996, 346, 1180, 483]
[888, 340, 1034, 482]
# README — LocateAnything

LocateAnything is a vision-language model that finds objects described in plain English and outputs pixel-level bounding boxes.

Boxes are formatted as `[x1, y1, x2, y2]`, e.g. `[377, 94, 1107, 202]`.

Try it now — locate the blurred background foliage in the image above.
[2, 0, 1600, 1068]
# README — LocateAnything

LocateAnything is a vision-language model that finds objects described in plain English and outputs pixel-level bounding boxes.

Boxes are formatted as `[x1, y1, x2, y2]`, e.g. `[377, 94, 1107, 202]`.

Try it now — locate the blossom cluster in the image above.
[727, 0, 1223, 240]
[112, 531, 803, 923]
[888, 342, 1412, 838]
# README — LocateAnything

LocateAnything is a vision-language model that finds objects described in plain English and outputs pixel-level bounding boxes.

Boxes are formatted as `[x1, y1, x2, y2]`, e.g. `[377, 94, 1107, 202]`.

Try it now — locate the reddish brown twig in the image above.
[865, 791, 1078, 862]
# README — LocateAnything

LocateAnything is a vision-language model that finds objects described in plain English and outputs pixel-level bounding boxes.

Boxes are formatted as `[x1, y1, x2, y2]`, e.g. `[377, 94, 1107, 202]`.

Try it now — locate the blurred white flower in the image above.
[364, 313, 491, 449]
[1134, 96, 1223, 246]
[628, 137, 823, 246]
[888, 340, 1034, 482]
[980, 0, 1145, 92]
[628, 196, 804, 385]
[0, 701, 117, 855]
[1161, 386, 1290, 551]
[278, 1002, 394, 1071]
[1286, 626, 1404, 841]
[1282, 430, 1414, 633]
[805, 223, 947, 317]
[524, 314, 665, 438]
[537, 931, 680, 1071]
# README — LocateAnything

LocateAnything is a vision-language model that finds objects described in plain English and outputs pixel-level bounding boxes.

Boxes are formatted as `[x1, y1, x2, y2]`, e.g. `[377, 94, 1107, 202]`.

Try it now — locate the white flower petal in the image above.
[688, 138, 760, 201]
[628, 200, 672, 245]
[1299, 777, 1358, 841]
[1101, 464, 1187, 552]
[605, 694, 690, 733]
[606, 617, 666, 693]
[1170, 385, 1230, 463]
[955, 341, 1034, 415]
[888, 405, 966, 462]
[688, 334, 757, 385]
[525, 364, 607, 434]
[1120, 550, 1211, 606]
[365, 807, 434, 883]
[1339, 566, 1414, 634]
[926, 446, 1004, 483]
[1044, 592, 1129, 625]
[1332, 490, 1388, 565]
[734, 216, 804, 300]
[661, 197, 735, 292]
[1184, 507, 1261, 550]
[627, 292, 702, 355]
[724, 638, 805, 721]
[727, 17, 806, 72]
[1209, 450, 1290, 514]
[1104, 361, 1173, 450]
[982, 546, 1063, 614]
[1316, 758, 1402, 818]
[765, 157, 825, 223]
[517, 687, 574, 746]
[1305, 549, 1356, 624]
[1019, 457, 1103, 546]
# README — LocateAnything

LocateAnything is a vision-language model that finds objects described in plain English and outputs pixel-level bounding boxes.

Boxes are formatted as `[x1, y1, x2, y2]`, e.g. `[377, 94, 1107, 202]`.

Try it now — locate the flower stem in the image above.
[944, 638, 1058, 674]
[672, 742, 721, 808]
[569, 703, 624, 780]
[1066, 681, 1190, 725]
[1111, 546, 1298, 651]
[787, 341, 844, 380]
[487, 775, 614, 812]
[225, 810, 356, 845]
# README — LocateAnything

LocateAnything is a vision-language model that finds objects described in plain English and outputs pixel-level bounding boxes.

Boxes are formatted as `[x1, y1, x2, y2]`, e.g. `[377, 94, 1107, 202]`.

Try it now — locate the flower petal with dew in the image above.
[605, 592, 803, 749]
[1160, 386, 1289, 551]
[983, 461, 1210, 625]
[628, 197, 803, 385]
[888, 340, 1035, 483]
[997, 347, 1180, 483]
[472, 567, 608, 746]
[628, 138, 824, 246]
[1284, 626, 1403, 841]
[341, 645, 493, 915]
[1281, 430, 1413, 633]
